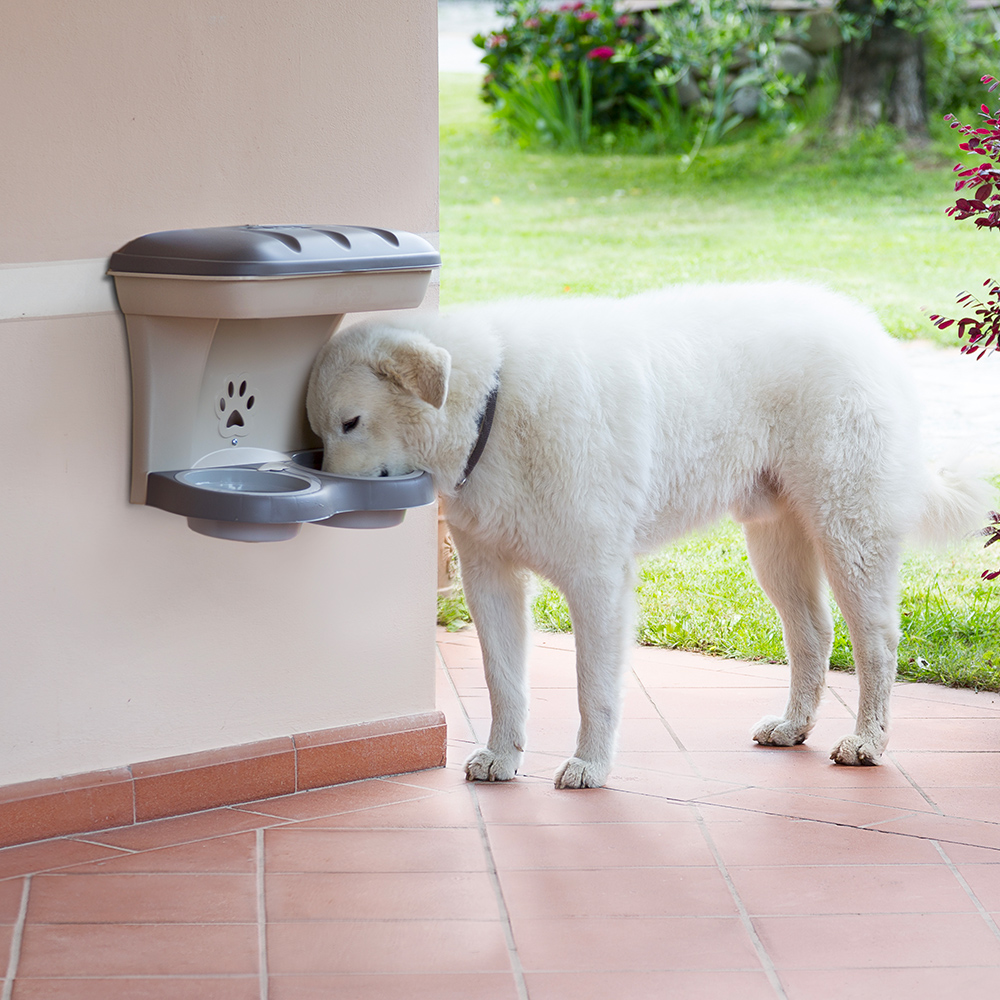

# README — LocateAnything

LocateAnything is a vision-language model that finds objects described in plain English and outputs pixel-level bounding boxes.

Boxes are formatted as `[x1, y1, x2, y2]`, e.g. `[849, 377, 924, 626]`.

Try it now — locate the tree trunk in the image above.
[832, 3, 928, 139]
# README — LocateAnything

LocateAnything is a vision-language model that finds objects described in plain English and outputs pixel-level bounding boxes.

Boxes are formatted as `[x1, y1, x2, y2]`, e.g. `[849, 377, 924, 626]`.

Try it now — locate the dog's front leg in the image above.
[555, 564, 636, 789]
[451, 528, 531, 782]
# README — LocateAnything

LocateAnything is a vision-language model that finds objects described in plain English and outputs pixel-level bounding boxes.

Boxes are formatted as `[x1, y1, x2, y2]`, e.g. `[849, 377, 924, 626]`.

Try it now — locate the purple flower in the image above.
[587, 46, 615, 61]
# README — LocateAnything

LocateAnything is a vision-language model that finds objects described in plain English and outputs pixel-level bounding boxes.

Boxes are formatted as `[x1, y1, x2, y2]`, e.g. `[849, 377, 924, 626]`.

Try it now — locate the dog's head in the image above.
[306, 322, 451, 477]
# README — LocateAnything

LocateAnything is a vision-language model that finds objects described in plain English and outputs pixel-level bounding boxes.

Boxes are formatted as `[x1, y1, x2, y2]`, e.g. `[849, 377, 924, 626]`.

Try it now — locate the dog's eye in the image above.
[341, 416, 360, 434]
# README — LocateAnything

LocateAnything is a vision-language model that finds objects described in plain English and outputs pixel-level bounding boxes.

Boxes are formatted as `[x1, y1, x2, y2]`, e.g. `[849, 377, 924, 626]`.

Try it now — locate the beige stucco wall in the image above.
[0, 0, 441, 786]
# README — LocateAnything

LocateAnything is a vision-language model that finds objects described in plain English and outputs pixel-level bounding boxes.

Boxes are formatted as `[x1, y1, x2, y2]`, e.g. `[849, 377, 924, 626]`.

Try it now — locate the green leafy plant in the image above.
[476, 1, 808, 154]
[927, 75, 1000, 578]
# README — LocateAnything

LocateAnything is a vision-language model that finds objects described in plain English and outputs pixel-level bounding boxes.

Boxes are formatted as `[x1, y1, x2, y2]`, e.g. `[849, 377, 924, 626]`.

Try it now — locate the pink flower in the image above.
[525, 17, 540, 28]
[559, 2, 586, 10]
[587, 46, 615, 61]
[576, 9, 600, 20]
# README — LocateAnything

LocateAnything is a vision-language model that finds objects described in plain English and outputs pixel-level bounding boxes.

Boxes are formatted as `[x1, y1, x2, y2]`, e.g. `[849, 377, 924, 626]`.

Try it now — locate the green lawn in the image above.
[437, 73, 1000, 691]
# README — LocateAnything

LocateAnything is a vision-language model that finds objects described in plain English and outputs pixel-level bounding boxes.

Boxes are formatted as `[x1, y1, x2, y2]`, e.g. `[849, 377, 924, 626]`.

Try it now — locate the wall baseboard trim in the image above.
[0, 258, 119, 321]
[0, 711, 447, 848]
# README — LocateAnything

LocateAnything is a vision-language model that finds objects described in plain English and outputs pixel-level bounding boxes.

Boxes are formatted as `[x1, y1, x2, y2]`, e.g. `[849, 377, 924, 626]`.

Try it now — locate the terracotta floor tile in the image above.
[866, 812, 1000, 852]
[755, 912, 1000, 970]
[957, 863, 1000, 912]
[0, 839, 130, 879]
[603, 762, 746, 802]
[746, 782, 940, 813]
[885, 717, 1000, 751]
[941, 842, 1000, 864]
[689, 749, 915, 789]
[524, 688, 658, 720]
[643, 686, 814, 721]
[703, 813, 944, 867]
[84, 807, 278, 852]
[891, 689, 1000, 718]
[266, 919, 511, 974]
[10, 977, 260, 1000]
[447, 738, 481, 768]
[514, 718, 584, 754]
[28, 871, 257, 923]
[440, 669, 488, 694]
[726, 864, 978, 916]
[231, 776, 432, 821]
[464, 717, 492, 745]
[596, 751, 702, 779]
[613, 717, 700, 752]
[927, 787, 1000, 823]
[780, 966, 1000, 1000]
[916, 786, 1000, 824]
[887, 751, 1000, 788]
[892, 685, 1000, 712]
[61, 832, 257, 874]
[292, 787, 478, 829]
[486, 821, 717, 870]
[473, 780, 697, 826]
[17, 922, 259, 977]
[0, 875, 26, 921]
[511, 915, 761, 972]
[664, 716, 856, 753]
[266, 871, 499, 921]
[523, 969, 778, 1000]
[633, 661, 791, 690]
[264, 826, 489, 873]
[498, 866, 738, 919]
[381, 765, 471, 791]
[695, 785, 928, 829]
[269, 973, 521, 1000]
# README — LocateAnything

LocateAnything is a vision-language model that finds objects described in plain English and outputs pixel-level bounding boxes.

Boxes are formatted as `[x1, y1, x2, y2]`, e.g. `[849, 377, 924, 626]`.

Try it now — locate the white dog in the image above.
[307, 283, 987, 789]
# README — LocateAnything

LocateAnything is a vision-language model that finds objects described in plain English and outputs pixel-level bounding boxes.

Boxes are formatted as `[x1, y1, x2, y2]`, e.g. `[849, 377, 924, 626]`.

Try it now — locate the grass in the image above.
[437, 72, 1000, 692]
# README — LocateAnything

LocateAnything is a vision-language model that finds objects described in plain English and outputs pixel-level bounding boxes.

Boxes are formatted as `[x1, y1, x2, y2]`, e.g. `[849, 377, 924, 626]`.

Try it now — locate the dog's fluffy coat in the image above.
[307, 283, 987, 788]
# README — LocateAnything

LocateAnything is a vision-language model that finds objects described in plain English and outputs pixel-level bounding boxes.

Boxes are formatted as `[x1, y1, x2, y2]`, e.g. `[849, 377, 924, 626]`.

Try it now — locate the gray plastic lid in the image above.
[108, 225, 440, 277]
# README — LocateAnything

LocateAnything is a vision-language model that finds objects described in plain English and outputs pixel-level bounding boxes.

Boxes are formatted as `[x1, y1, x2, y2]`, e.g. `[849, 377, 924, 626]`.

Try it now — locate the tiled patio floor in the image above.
[3, 628, 1000, 999]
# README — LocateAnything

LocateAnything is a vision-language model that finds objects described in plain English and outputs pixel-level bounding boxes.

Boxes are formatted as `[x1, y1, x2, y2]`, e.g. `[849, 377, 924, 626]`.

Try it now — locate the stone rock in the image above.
[777, 42, 817, 84]
[731, 85, 763, 117]
[800, 12, 842, 55]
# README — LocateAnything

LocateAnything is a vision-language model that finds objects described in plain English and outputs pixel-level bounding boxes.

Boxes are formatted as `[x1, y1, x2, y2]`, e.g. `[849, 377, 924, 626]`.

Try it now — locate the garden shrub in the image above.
[475, 1, 1000, 154]
[474, 1, 810, 153]
[928, 73, 1000, 579]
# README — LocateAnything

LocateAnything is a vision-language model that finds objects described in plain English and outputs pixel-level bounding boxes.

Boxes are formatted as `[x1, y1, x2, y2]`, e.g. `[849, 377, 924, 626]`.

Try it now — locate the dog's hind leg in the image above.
[743, 509, 834, 749]
[554, 561, 637, 789]
[822, 537, 902, 766]
[451, 527, 532, 782]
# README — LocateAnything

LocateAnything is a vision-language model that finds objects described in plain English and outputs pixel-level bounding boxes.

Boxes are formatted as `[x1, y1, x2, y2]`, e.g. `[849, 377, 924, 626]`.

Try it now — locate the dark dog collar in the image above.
[455, 382, 498, 490]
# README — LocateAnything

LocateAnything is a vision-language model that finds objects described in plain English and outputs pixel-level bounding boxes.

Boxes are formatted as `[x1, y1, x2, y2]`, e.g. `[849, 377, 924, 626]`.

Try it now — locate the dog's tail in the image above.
[912, 463, 995, 548]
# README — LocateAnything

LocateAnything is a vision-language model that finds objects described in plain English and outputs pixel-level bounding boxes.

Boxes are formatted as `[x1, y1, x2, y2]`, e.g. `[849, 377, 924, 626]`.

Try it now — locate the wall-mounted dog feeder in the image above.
[108, 225, 439, 541]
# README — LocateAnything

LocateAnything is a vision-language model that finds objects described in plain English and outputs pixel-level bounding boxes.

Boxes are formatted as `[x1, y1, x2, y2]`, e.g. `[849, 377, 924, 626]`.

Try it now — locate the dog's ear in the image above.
[375, 340, 451, 409]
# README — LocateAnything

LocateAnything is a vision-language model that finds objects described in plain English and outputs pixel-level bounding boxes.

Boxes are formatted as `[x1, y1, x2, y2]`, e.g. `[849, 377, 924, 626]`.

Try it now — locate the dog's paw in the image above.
[553, 756, 609, 789]
[829, 734, 883, 766]
[465, 748, 519, 782]
[752, 715, 809, 747]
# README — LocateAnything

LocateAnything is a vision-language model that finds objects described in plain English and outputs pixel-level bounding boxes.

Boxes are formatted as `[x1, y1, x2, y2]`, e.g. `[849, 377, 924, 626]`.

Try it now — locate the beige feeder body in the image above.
[108, 225, 439, 541]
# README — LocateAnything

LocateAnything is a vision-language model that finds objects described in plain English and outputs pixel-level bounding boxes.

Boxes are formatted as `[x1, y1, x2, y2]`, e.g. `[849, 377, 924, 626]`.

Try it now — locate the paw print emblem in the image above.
[216, 375, 256, 439]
